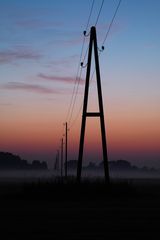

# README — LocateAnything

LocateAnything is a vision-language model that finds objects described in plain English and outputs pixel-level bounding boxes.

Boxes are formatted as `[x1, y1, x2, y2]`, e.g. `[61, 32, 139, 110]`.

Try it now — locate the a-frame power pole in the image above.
[77, 26, 110, 183]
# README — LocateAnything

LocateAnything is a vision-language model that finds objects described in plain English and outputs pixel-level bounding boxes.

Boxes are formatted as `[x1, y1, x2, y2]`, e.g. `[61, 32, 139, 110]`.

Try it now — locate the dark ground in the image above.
[1, 178, 160, 239]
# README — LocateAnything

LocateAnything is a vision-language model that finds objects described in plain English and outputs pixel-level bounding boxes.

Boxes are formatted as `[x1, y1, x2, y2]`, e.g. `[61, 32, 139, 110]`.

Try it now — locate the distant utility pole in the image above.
[77, 26, 110, 183]
[54, 151, 58, 170]
[56, 149, 59, 171]
[65, 122, 68, 179]
[61, 138, 64, 178]
[54, 150, 59, 171]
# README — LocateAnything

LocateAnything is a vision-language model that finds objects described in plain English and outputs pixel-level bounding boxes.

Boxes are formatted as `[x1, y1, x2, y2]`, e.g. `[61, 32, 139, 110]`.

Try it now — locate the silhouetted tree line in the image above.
[66, 159, 158, 173]
[0, 152, 47, 170]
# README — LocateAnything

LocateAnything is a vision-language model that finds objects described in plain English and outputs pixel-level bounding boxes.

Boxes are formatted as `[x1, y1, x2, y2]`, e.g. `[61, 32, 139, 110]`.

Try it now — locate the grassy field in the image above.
[0, 178, 160, 239]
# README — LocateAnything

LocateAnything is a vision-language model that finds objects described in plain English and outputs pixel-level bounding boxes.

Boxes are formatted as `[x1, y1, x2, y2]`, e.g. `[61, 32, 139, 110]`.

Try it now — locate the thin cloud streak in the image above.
[38, 73, 84, 85]
[16, 20, 63, 29]
[0, 48, 42, 64]
[2, 82, 59, 94]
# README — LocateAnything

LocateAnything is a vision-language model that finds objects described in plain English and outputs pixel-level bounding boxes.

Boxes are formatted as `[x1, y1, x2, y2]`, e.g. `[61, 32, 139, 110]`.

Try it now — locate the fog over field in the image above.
[1, 168, 160, 183]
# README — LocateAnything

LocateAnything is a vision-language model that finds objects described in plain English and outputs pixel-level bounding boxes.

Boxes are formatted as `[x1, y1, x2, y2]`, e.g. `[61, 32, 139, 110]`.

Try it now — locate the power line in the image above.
[102, 0, 122, 46]
[65, 37, 85, 121]
[86, 0, 95, 32]
[65, 0, 95, 122]
[80, 0, 105, 76]
[56, 0, 123, 172]
[69, 103, 83, 128]
[69, 65, 96, 129]
[69, 0, 122, 128]
[68, 67, 83, 126]
[95, 0, 105, 26]
[67, 0, 106, 126]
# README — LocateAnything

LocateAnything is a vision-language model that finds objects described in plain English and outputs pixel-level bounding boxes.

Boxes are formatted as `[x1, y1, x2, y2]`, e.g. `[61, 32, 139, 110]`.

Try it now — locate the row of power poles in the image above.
[55, 122, 69, 179]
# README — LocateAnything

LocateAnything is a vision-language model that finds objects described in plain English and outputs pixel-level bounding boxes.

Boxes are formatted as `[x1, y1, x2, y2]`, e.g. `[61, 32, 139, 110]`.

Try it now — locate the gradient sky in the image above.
[0, 0, 160, 168]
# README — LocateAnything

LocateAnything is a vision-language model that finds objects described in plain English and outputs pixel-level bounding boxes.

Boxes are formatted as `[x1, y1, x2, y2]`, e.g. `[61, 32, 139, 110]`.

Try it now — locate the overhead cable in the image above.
[66, 0, 95, 124]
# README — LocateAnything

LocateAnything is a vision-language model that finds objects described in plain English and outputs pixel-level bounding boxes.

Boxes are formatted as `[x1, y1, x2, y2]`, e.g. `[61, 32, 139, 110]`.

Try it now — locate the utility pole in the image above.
[77, 26, 110, 183]
[65, 122, 68, 179]
[56, 149, 59, 171]
[54, 150, 59, 171]
[61, 138, 64, 178]
[54, 153, 57, 170]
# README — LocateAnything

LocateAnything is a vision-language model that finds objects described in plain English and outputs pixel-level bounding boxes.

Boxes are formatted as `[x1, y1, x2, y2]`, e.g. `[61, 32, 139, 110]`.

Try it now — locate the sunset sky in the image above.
[0, 0, 160, 168]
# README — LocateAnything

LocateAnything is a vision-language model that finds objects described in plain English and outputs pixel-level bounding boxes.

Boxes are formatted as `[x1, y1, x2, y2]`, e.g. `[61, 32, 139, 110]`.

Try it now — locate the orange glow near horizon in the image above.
[1, 105, 160, 149]
[1, 93, 160, 167]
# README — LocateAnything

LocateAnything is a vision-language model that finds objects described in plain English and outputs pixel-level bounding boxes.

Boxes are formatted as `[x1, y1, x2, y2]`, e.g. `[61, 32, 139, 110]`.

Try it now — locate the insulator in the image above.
[81, 62, 88, 68]
[98, 46, 105, 52]
[83, 30, 90, 37]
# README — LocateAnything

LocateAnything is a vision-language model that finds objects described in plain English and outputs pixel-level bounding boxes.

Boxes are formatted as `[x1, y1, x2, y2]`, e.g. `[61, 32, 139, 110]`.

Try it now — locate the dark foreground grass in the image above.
[1, 177, 160, 239]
